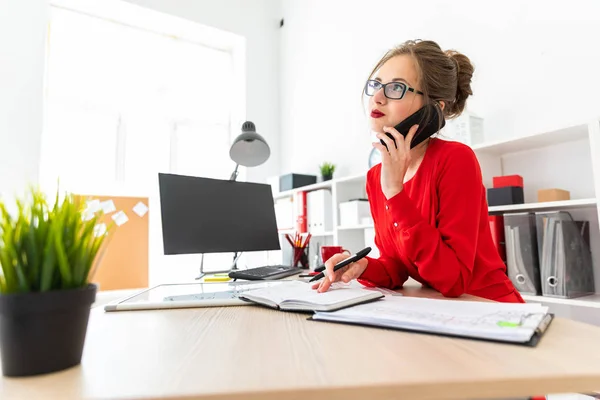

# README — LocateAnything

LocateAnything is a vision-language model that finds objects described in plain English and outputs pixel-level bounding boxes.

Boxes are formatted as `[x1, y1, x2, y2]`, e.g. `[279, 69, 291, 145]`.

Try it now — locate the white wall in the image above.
[0, 0, 281, 195]
[124, 0, 282, 184]
[0, 0, 283, 284]
[0, 0, 48, 201]
[120, 0, 284, 283]
[279, 0, 600, 178]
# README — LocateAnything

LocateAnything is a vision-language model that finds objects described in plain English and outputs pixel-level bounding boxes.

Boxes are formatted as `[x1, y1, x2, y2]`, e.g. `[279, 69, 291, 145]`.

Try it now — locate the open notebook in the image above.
[239, 281, 384, 312]
[310, 296, 553, 346]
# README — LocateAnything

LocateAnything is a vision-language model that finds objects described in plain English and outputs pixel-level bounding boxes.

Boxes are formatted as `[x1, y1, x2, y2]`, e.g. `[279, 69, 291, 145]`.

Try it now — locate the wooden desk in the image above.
[2, 284, 600, 400]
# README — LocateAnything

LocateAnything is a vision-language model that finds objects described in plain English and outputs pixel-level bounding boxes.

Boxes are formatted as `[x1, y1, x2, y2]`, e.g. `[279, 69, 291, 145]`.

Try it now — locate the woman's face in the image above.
[368, 55, 424, 133]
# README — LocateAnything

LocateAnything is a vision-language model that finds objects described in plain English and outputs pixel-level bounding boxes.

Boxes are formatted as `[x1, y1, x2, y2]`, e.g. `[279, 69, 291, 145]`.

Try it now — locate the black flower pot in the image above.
[0, 284, 97, 377]
[322, 174, 332, 181]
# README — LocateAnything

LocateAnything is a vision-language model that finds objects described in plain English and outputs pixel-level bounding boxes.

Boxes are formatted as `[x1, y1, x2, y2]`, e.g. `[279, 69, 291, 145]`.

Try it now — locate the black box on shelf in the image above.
[279, 173, 317, 192]
[487, 186, 524, 206]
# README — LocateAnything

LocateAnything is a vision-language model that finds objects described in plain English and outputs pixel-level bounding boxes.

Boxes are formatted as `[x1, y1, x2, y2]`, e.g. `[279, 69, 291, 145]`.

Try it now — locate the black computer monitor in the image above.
[158, 173, 281, 255]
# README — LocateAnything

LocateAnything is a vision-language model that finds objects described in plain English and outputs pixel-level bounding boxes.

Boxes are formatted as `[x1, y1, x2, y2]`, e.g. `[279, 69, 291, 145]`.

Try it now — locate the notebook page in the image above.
[242, 281, 378, 306]
[283, 285, 380, 306]
[241, 281, 307, 304]
[313, 297, 548, 342]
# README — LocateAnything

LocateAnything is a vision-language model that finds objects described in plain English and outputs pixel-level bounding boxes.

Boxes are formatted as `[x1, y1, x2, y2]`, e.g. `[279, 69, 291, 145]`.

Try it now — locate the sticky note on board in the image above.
[93, 223, 107, 237]
[86, 199, 101, 213]
[132, 202, 149, 217]
[111, 211, 129, 226]
[100, 200, 116, 214]
[82, 210, 95, 222]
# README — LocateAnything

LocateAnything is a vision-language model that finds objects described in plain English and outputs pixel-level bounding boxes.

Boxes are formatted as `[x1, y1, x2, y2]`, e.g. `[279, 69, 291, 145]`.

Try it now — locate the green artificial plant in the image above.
[0, 187, 112, 294]
[319, 162, 336, 180]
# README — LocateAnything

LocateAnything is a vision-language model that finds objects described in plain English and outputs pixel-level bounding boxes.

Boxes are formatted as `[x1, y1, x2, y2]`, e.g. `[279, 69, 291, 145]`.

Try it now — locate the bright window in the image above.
[41, 3, 246, 282]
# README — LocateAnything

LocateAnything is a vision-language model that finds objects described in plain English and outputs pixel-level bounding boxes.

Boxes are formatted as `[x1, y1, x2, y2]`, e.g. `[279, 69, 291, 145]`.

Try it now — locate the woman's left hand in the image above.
[373, 124, 419, 199]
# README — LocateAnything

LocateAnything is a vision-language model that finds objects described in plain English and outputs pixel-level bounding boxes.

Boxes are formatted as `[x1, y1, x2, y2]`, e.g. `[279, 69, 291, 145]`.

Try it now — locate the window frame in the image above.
[42, 0, 247, 193]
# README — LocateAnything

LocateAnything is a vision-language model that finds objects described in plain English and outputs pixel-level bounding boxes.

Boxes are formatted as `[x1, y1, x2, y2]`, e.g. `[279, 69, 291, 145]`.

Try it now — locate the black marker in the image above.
[308, 247, 371, 282]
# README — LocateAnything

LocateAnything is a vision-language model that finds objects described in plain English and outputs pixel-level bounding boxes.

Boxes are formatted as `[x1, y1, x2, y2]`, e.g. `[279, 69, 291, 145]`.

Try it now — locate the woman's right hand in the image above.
[311, 253, 369, 293]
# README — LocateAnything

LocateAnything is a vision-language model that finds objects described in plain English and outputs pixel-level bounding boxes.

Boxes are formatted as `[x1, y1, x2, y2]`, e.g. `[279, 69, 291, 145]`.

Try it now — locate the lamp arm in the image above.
[229, 164, 240, 181]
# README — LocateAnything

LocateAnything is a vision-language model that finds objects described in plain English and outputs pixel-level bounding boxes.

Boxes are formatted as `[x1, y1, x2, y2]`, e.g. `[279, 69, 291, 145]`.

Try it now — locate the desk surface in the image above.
[2, 283, 600, 400]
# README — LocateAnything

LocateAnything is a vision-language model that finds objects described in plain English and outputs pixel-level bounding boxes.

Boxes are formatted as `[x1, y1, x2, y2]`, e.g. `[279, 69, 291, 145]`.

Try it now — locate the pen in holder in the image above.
[286, 232, 311, 269]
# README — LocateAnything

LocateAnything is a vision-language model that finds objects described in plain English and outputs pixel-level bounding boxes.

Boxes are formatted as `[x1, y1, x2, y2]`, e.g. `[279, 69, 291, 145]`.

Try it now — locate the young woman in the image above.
[314, 39, 524, 303]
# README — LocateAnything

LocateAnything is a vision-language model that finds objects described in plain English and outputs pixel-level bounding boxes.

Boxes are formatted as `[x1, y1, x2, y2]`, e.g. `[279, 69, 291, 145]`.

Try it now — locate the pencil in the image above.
[284, 234, 295, 248]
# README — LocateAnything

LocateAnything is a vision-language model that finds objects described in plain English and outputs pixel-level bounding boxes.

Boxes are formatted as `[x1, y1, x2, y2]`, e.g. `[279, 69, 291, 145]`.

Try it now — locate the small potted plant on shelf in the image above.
[319, 162, 336, 181]
[0, 186, 113, 377]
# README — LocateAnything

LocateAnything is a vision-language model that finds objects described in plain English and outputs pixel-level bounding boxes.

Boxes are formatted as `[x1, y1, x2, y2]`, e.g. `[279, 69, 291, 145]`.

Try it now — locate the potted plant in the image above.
[319, 162, 336, 181]
[0, 187, 112, 377]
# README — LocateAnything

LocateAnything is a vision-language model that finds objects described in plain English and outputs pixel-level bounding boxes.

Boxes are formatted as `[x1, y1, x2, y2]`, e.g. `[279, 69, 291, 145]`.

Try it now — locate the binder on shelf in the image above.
[295, 191, 308, 233]
[535, 211, 595, 299]
[274, 197, 294, 231]
[504, 212, 542, 295]
[489, 215, 506, 264]
[307, 189, 333, 234]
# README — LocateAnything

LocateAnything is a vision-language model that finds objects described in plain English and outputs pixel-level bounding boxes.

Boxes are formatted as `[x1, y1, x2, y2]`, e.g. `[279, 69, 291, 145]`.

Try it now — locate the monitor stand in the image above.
[195, 252, 243, 280]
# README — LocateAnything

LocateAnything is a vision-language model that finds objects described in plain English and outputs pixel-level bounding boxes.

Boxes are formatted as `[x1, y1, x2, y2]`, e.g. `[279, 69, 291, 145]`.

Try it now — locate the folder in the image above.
[535, 211, 595, 299]
[310, 297, 554, 347]
[504, 213, 542, 295]
[307, 189, 333, 233]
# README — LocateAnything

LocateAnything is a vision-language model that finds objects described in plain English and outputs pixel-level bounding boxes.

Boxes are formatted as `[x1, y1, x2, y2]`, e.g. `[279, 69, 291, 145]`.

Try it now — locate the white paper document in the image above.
[312, 296, 550, 344]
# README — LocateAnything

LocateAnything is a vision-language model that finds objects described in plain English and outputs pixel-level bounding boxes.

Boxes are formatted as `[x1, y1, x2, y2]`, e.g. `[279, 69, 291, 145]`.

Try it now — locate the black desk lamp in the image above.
[196, 121, 270, 279]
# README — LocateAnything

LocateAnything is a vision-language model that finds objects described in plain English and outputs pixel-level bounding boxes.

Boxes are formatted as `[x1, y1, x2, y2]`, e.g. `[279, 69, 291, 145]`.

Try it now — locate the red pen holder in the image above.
[292, 246, 309, 269]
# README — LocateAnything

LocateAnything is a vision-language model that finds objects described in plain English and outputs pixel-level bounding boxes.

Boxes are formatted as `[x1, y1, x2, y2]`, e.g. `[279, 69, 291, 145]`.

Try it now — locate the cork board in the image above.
[75, 194, 149, 291]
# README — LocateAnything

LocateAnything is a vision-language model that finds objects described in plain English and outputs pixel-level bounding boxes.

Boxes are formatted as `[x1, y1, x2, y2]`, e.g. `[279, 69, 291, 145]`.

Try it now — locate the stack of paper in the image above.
[311, 297, 552, 345]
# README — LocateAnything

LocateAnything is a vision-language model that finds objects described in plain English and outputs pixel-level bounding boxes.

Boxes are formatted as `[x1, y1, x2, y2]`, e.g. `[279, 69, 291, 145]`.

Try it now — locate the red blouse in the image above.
[359, 138, 524, 303]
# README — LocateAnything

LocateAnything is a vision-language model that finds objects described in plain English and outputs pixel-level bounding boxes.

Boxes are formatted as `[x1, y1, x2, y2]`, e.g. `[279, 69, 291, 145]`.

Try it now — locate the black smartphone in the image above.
[379, 103, 445, 150]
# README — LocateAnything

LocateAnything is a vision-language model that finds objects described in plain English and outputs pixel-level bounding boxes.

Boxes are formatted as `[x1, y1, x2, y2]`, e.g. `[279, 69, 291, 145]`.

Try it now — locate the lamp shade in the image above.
[229, 121, 270, 167]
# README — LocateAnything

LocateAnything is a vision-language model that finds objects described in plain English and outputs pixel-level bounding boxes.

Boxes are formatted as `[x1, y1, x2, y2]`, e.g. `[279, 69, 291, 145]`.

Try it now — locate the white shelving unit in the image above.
[337, 224, 374, 231]
[472, 119, 600, 324]
[310, 231, 334, 236]
[272, 173, 371, 269]
[521, 294, 600, 309]
[271, 119, 600, 319]
[470, 124, 589, 155]
[273, 180, 333, 200]
[488, 198, 598, 213]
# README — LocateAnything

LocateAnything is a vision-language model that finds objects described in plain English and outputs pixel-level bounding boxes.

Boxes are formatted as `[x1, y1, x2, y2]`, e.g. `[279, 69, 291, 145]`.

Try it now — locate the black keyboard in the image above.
[228, 265, 301, 281]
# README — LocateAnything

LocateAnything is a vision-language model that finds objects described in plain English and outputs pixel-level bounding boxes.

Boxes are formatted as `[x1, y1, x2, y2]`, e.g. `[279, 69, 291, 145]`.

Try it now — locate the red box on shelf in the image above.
[493, 175, 523, 188]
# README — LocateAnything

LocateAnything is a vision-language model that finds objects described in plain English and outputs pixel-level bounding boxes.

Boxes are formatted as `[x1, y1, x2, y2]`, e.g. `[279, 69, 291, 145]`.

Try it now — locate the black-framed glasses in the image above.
[364, 79, 424, 100]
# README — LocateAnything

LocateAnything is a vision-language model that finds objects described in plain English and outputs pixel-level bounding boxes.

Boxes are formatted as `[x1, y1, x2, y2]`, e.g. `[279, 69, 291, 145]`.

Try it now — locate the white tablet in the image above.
[103, 280, 291, 312]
